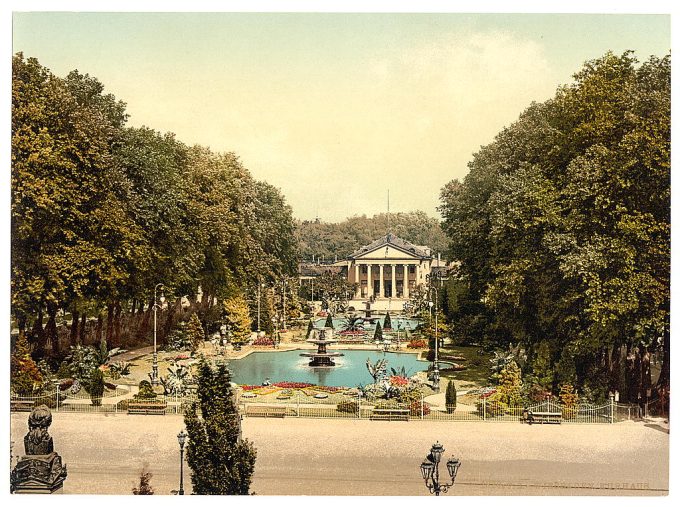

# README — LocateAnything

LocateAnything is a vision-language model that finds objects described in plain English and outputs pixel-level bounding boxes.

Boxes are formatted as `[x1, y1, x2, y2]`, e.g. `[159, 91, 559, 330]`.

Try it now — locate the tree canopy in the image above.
[439, 51, 670, 403]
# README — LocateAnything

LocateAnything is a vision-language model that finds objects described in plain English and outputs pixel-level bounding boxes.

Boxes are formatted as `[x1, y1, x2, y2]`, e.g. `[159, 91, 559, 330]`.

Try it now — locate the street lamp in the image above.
[177, 429, 187, 495]
[420, 441, 461, 496]
[152, 283, 165, 386]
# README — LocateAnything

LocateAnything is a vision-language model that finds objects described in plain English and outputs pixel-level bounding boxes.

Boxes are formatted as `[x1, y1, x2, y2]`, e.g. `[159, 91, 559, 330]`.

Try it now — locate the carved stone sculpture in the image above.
[11, 405, 67, 494]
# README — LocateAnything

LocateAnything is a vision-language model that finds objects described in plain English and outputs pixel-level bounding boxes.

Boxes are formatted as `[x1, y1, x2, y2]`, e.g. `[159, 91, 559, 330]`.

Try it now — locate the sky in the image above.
[10, 10, 671, 222]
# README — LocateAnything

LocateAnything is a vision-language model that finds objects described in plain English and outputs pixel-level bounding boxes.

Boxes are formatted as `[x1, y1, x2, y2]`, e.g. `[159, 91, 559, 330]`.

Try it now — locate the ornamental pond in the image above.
[228, 349, 428, 387]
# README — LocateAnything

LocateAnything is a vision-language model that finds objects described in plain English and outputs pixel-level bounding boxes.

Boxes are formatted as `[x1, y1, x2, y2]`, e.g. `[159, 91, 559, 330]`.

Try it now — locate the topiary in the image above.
[135, 380, 158, 400]
[324, 314, 334, 329]
[373, 321, 383, 341]
[383, 312, 392, 330]
[89, 369, 105, 406]
[445, 380, 457, 413]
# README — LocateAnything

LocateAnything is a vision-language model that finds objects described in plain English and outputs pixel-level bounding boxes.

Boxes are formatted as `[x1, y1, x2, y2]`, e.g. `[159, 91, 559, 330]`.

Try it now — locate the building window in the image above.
[409, 266, 415, 274]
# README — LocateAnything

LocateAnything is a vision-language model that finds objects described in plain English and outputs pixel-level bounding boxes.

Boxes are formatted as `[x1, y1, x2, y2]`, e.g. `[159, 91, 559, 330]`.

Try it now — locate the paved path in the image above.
[10, 413, 668, 496]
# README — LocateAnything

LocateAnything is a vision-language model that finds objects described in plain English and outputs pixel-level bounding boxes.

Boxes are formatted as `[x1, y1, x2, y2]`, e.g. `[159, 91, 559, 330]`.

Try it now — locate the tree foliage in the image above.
[439, 51, 670, 402]
[184, 360, 256, 495]
[296, 211, 447, 261]
[11, 53, 298, 359]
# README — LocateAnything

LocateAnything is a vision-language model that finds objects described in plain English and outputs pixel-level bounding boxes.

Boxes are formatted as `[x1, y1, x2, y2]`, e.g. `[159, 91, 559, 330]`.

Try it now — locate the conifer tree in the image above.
[373, 321, 383, 342]
[306, 319, 314, 339]
[89, 368, 105, 406]
[324, 313, 334, 329]
[184, 360, 256, 495]
[383, 312, 392, 330]
[445, 380, 457, 413]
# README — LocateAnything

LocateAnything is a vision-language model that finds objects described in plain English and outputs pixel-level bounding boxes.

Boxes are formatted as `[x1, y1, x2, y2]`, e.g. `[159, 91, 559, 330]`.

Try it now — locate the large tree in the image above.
[439, 52, 670, 402]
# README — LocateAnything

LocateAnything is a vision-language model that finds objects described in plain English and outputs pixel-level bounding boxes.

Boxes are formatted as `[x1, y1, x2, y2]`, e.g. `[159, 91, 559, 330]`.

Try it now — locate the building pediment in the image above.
[349, 233, 431, 261]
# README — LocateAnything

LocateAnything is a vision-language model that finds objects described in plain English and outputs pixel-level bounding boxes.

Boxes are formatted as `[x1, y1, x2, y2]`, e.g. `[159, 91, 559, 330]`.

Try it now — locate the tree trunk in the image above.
[31, 306, 46, 352]
[163, 297, 180, 339]
[655, 326, 670, 394]
[105, 302, 115, 347]
[95, 312, 104, 344]
[70, 309, 80, 346]
[45, 302, 59, 356]
[113, 300, 123, 347]
[79, 312, 87, 345]
[136, 297, 154, 342]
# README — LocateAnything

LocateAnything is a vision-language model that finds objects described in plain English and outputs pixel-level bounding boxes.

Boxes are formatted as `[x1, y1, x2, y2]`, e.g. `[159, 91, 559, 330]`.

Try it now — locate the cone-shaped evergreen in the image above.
[445, 380, 457, 413]
[89, 368, 105, 406]
[383, 312, 392, 330]
[184, 360, 257, 494]
[186, 313, 204, 352]
[324, 314, 334, 329]
[373, 321, 383, 341]
[306, 319, 314, 339]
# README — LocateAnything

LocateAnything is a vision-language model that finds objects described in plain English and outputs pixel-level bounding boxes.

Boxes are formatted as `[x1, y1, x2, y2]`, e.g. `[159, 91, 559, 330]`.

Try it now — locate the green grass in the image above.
[437, 344, 492, 386]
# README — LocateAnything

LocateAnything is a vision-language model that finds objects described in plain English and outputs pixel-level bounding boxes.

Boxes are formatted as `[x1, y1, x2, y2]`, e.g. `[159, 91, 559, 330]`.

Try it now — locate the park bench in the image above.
[244, 404, 286, 418]
[10, 400, 36, 412]
[370, 408, 410, 421]
[522, 410, 562, 424]
[127, 401, 168, 415]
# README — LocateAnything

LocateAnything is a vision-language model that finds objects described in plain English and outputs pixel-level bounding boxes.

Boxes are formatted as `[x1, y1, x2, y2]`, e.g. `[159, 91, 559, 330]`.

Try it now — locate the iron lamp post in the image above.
[177, 429, 187, 495]
[420, 441, 461, 496]
[152, 283, 165, 386]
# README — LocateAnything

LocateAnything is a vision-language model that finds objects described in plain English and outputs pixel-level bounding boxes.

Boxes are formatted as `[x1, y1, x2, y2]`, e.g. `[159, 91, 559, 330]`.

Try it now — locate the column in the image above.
[367, 264, 373, 298]
[390, 265, 396, 298]
[354, 263, 360, 298]
[415, 264, 420, 287]
[379, 264, 384, 298]
[403, 264, 410, 299]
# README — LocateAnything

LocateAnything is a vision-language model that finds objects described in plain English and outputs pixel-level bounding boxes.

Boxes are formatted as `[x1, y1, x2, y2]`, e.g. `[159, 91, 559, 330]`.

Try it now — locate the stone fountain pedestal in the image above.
[300, 327, 344, 367]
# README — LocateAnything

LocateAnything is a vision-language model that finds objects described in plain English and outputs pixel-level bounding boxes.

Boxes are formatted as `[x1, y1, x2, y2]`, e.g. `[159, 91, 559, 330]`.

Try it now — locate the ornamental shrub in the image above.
[186, 313, 205, 353]
[89, 369, 105, 406]
[409, 400, 430, 416]
[306, 319, 314, 338]
[373, 321, 383, 341]
[337, 399, 359, 414]
[324, 314, 334, 329]
[559, 383, 579, 420]
[445, 380, 457, 413]
[10, 332, 43, 396]
[407, 339, 427, 349]
[383, 312, 392, 330]
[184, 360, 256, 494]
[135, 380, 157, 400]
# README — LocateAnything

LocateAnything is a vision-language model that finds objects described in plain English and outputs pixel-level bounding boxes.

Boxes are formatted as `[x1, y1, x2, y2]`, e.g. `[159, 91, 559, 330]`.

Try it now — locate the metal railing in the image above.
[10, 388, 638, 424]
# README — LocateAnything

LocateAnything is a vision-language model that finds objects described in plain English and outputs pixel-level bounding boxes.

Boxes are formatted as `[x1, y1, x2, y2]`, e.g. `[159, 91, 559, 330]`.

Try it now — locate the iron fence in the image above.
[10, 388, 640, 424]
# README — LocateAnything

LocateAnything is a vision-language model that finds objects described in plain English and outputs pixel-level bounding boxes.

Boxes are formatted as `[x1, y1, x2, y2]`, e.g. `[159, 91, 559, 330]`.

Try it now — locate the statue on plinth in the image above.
[11, 405, 68, 494]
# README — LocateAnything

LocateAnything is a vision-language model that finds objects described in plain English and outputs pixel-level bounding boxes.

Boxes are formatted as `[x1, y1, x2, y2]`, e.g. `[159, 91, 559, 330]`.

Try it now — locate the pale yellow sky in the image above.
[11, 12, 671, 221]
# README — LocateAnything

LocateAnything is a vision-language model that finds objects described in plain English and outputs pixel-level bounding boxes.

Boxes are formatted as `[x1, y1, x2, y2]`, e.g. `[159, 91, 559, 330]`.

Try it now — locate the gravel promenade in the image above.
[9, 412, 668, 496]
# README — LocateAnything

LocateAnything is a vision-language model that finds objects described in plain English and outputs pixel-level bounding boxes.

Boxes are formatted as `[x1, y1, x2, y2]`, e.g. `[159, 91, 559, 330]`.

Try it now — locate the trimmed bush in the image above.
[445, 381, 457, 414]
[89, 369, 105, 406]
[337, 399, 359, 414]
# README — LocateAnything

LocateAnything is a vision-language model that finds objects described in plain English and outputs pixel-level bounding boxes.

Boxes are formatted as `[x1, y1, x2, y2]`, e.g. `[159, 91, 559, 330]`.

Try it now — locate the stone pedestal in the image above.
[11, 453, 67, 493]
[10, 405, 68, 494]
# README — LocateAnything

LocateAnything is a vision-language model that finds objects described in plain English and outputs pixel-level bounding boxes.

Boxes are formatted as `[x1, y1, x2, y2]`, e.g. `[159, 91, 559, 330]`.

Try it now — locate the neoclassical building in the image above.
[345, 233, 438, 311]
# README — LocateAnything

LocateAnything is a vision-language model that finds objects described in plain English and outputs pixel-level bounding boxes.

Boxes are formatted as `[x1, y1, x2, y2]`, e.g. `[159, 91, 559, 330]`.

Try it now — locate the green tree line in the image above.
[295, 211, 448, 261]
[11, 53, 298, 357]
[438, 51, 670, 404]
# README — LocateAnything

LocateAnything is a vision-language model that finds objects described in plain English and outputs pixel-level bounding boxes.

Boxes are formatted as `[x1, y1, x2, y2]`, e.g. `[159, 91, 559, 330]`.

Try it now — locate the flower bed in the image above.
[253, 337, 274, 347]
[407, 339, 427, 349]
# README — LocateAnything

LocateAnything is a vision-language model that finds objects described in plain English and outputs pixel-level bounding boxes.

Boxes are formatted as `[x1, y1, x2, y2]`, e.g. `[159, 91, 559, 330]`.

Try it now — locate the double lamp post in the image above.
[420, 442, 461, 496]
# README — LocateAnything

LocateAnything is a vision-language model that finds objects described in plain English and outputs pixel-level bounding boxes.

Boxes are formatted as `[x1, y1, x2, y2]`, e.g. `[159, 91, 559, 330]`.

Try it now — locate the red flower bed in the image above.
[253, 337, 274, 346]
[407, 339, 427, 349]
[389, 376, 409, 387]
[338, 330, 365, 336]
[410, 400, 431, 416]
[317, 311, 328, 317]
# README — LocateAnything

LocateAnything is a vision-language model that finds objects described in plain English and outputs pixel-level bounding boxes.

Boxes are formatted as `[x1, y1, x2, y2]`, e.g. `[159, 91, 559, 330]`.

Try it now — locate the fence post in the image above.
[483, 397, 487, 421]
[297, 391, 300, 418]
[421, 393, 424, 420]
[610, 396, 614, 424]
[55, 389, 59, 413]
[357, 393, 361, 419]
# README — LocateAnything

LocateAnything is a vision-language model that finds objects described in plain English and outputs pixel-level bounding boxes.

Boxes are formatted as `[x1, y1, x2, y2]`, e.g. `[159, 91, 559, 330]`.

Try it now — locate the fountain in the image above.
[300, 327, 344, 367]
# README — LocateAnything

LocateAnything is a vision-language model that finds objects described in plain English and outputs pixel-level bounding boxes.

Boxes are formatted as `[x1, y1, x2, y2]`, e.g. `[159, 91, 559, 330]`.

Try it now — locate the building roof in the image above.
[348, 233, 432, 260]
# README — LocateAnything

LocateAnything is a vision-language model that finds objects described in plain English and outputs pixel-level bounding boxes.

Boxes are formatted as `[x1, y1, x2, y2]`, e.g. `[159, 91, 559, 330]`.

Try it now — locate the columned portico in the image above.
[346, 233, 434, 312]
